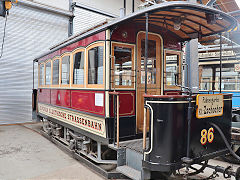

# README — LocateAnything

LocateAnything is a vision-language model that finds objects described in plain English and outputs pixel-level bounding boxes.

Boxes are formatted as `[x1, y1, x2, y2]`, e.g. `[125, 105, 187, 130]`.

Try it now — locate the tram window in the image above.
[61, 55, 70, 85]
[165, 54, 180, 86]
[199, 65, 240, 91]
[201, 77, 211, 90]
[216, 67, 239, 91]
[52, 59, 59, 85]
[45, 61, 51, 85]
[199, 67, 212, 91]
[141, 39, 156, 84]
[222, 77, 236, 90]
[164, 51, 181, 89]
[113, 46, 133, 86]
[88, 46, 104, 84]
[73, 51, 84, 85]
[39, 64, 44, 86]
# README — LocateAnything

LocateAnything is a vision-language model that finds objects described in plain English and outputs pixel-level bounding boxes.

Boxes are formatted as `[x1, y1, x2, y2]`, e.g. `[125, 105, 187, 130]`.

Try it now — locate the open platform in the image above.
[109, 138, 149, 153]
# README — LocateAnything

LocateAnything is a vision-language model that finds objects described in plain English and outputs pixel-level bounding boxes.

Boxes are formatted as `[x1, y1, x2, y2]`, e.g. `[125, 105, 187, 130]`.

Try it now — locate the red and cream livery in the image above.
[33, 2, 240, 179]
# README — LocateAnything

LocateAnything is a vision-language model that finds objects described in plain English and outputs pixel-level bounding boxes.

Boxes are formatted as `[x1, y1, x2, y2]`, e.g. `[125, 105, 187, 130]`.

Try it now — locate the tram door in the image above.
[136, 32, 162, 133]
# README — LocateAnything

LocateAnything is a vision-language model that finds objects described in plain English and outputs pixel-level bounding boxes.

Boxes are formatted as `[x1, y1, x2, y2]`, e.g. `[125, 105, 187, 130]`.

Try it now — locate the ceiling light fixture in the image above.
[173, 15, 186, 31]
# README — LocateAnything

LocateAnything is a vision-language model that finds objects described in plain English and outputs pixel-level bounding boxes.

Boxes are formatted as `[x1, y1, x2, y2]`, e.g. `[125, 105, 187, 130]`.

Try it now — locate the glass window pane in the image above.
[165, 54, 179, 86]
[200, 66, 212, 90]
[52, 59, 59, 85]
[39, 64, 44, 86]
[61, 56, 70, 85]
[113, 46, 132, 86]
[88, 46, 103, 84]
[216, 65, 238, 91]
[73, 51, 84, 84]
[45, 62, 51, 85]
[141, 39, 156, 84]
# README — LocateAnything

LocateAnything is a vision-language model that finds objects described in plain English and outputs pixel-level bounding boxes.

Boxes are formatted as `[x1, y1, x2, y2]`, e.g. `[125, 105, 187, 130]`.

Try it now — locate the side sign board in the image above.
[38, 103, 106, 138]
[196, 94, 224, 119]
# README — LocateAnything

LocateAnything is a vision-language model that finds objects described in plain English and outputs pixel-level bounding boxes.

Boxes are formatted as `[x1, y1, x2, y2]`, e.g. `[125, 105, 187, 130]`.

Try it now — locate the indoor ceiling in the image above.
[139, 0, 240, 45]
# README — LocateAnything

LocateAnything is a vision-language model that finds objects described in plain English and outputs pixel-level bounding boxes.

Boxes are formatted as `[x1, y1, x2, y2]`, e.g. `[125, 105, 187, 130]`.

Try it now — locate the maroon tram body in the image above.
[37, 21, 182, 143]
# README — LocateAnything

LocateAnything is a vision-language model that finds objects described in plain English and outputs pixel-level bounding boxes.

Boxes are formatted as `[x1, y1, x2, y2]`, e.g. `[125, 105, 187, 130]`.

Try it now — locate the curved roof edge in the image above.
[34, 1, 238, 62]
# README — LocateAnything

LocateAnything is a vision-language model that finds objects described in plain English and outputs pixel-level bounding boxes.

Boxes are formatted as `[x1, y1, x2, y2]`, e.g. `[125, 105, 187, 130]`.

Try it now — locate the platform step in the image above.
[116, 165, 141, 180]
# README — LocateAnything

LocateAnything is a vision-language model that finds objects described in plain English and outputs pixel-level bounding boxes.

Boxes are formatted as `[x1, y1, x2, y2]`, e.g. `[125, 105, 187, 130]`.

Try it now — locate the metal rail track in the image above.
[40, 130, 126, 179]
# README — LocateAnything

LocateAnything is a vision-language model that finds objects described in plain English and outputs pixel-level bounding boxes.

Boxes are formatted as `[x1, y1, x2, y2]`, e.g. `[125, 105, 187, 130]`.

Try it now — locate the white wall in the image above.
[72, 0, 143, 34]
[0, 3, 69, 124]
[73, 0, 142, 16]
[28, 0, 143, 15]
[30, 0, 70, 11]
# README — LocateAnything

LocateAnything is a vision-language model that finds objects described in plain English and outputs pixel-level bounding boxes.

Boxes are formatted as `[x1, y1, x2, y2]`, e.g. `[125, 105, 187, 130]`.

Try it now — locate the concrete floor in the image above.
[0, 123, 105, 180]
[0, 123, 239, 180]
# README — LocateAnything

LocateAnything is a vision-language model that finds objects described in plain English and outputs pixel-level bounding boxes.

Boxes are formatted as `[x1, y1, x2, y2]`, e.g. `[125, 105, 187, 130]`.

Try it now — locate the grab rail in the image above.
[143, 106, 147, 150]
[109, 91, 120, 148]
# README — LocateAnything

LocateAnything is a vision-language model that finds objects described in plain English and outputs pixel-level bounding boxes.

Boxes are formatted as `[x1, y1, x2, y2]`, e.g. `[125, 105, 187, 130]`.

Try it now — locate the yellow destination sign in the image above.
[196, 94, 224, 119]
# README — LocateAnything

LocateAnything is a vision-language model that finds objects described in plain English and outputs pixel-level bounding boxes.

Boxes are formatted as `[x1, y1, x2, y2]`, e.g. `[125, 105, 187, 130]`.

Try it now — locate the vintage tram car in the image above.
[33, 1, 240, 179]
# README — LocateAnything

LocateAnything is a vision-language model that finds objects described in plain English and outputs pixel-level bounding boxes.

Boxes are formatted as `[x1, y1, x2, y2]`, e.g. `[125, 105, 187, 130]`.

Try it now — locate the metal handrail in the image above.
[143, 106, 147, 150]
[109, 91, 120, 148]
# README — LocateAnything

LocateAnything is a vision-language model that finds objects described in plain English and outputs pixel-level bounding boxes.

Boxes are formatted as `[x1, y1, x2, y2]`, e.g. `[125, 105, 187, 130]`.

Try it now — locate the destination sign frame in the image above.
[196, 94, 224, 119]
[38, 103, 106, 138]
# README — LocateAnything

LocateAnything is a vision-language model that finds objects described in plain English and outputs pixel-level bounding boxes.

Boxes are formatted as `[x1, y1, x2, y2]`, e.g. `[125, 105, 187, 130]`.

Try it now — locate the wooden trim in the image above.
[105, 30, 110, 118]
[86, 42, 105, 89]
[70, 53, 73, 88]
[136, 31, 163, 133]
[111, 42, 135, 89]
[71, 48, 85, 88]
[137, 31, 162, 89]
[164, 50, 182, 90]
[51, 60, 53, 85]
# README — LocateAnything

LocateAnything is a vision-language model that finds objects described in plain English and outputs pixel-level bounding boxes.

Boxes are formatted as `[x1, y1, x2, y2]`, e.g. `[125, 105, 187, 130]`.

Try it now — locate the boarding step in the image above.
[116, 147, 144, 179]
[116, 165, 141, 180]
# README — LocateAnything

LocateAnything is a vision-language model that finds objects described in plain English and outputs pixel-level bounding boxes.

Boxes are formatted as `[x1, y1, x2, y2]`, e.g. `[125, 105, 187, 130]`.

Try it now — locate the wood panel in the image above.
[136, 32, 163, 132]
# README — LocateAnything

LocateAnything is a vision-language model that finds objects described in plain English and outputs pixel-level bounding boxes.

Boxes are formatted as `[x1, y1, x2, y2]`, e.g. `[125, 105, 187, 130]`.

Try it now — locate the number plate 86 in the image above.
[200, 127, 214, 145]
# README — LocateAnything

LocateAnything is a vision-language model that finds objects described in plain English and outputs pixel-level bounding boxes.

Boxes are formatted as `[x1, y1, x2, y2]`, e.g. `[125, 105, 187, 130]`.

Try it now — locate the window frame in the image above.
[52, 57, 61, 88]
[86, 42, 105, 89]
[38, 62, 45, 88]
[60, 53, 71, 88]
[164, 50, 182, 90]
[111, 42, 135, 89]
[72, 48, 85, 88]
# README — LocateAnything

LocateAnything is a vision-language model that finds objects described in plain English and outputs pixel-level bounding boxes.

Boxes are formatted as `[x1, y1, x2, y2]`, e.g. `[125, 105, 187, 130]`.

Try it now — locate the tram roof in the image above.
[34, 1, 238, 62]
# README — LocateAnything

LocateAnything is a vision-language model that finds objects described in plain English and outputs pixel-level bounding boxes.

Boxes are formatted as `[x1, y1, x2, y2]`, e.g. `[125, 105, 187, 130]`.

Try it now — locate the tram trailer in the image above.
[33, 2, 240, 179]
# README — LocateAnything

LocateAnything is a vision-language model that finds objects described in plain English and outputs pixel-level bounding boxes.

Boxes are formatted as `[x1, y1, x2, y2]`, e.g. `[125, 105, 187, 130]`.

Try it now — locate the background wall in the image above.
[0, 0, 144, 124]
[0, 3, 69, 124]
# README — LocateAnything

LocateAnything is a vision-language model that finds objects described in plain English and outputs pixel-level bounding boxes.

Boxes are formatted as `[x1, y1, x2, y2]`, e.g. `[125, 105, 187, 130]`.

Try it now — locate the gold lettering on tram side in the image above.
[38, 103, 106, 137]
[196, 94, 224, 119]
